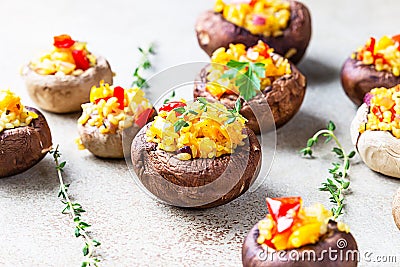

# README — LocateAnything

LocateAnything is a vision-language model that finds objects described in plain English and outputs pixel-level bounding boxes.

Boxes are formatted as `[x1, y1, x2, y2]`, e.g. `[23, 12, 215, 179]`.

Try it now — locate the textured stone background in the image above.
[0, 0, 399, 266]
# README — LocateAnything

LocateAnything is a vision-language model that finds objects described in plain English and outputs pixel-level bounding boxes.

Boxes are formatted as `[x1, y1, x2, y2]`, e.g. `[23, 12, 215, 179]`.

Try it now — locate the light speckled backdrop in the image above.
[0, 0, 399, 266]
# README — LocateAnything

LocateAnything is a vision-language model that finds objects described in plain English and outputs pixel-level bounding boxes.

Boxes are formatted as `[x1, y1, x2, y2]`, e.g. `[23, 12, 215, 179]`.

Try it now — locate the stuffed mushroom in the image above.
[21, 34, 113, 113]
[341, 35, 400, 105]
[131, 98, 261, 208]
[195, 0, 311, 64]
[76, 81, 155, 158]
[350, 85, 400, 178]
[242, 197, 358, 267]
[194, 41, 306, 134]
[0, 89, 52, 177]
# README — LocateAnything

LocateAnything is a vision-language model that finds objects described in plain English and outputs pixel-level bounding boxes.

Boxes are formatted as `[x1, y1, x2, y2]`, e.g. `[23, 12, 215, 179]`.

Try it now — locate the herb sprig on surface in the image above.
[173, 98, 244, 132]
[301, 121, 356, 219]
[221, 60, 265, 101]
[132, 44, 156, 89]
[51, 145, 101, 267]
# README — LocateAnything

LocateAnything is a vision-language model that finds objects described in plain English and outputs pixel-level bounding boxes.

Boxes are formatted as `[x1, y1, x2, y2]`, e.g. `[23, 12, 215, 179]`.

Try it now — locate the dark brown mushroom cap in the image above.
[0, 107, 52, 178]
[195, 0, 312, 64]
[131, 124, 261, 208]
[193, 54, 307, 134]
[242, 220, 358, 267]
[341, 57, 400, 105]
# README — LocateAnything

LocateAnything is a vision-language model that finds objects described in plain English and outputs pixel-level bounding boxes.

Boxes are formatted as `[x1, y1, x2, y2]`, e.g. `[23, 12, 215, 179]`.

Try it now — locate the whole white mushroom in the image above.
[350, 103, 400, 178]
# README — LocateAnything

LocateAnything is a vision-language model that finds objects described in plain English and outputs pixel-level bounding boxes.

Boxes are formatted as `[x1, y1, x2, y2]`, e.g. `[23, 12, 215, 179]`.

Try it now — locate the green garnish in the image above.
[221, 60, 266, 101]
[51, 145, 101, 267]
[301, 121, 356, 219]
[132, 44, 156, 89]
[163, 90, 176, 104]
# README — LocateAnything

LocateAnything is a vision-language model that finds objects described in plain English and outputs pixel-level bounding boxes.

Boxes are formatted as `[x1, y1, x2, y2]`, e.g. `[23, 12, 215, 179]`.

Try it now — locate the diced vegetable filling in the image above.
[359, 85, 400, 138]
[215, 0, 291, 37]
[29, 34, 96, 75]
[146, 99, 247, 160]
[0, 89, 38, 133]
[354, 35, 400, 76]
[208, 41, 291, 98]
[257, 197, 349, 250]
[76, 81, 153, 149]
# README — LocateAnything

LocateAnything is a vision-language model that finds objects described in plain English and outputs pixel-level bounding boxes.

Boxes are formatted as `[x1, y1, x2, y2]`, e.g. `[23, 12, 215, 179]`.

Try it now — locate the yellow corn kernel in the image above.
[337, 221, 350, 233]
[176, 153, 191, 160]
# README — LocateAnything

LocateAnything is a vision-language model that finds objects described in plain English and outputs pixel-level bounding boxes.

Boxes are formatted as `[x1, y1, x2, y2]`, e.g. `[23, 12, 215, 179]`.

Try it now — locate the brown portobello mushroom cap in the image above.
[341, 57, 400, 105]
[195, 0, 312, 64]
[131, 124, 261, 208]
[0, 107, 52, 178]
[78, 108, 156, 159]
[21, 56, 113, 113]
[194, 54, 307, 134]
[242, 220, 358, 267]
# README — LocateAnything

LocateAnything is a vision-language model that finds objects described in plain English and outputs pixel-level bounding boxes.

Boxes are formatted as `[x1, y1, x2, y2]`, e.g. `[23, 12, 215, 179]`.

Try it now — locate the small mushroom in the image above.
[341, 58, 400, 106]
[22, 56, 113, 113]
[195, 0, 312, 64]
[0, 107, 52, 177]
[350, 103, 400, 178]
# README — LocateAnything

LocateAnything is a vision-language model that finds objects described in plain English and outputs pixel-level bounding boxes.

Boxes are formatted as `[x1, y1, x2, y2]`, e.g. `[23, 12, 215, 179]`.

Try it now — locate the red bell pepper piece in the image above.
[372, 106, 384, 122]
[266, 197, 302, 233]
[393, 35, 400, 51]
[53, 34, 75, 48]
[113, 86, 125, 110]
[72, 50, 91, 71]
[159, 101, 186, 113]
[94, 96, 112, 104]
[135, 108, 154, 128]
[367, 37, 376, 55]
[392, 34, 400, 44]
[374, 53, 389, 65]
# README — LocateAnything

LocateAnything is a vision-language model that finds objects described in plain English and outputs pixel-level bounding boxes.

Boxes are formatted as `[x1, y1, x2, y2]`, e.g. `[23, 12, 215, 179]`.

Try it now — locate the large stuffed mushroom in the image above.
[242, 197, 358, 267]
[21, 34, 113, 113]
[194, 41, 306, 134]
[76, 81, 155, 158]
[195, 0, 311, 64]
[0, 90, 52, 177]
[341, 35, 400, 105]
[131, 99, 261, 208]
[350, 85, 400, 178]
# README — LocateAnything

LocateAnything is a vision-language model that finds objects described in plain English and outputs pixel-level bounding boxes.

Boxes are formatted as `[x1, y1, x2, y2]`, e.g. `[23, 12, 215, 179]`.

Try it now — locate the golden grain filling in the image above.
[215, 0, 291, 37]
[29, 34, 97, 76]
[76, 81, 153, 149]
[257, 197, 349, 251]
[353, 35, 400, 76]
[207, 41, 291, 98]
[0, 89, 38, 133]
[146, 99, 247, 160]
[359, 85, 400, 138]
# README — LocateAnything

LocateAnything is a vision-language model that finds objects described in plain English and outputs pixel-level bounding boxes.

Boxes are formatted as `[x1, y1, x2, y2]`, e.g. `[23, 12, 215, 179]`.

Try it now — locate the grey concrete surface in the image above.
[0, 0, 400, 266]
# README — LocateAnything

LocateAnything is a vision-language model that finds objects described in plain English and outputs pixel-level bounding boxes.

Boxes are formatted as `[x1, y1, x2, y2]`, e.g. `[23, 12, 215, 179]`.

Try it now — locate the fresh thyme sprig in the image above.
[50, 145, 101, 267]
[221, 60, 265, 101]
[173, 98, 244, 132]
[300, 121, 356, 219]
[132, 44, 156, 89]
